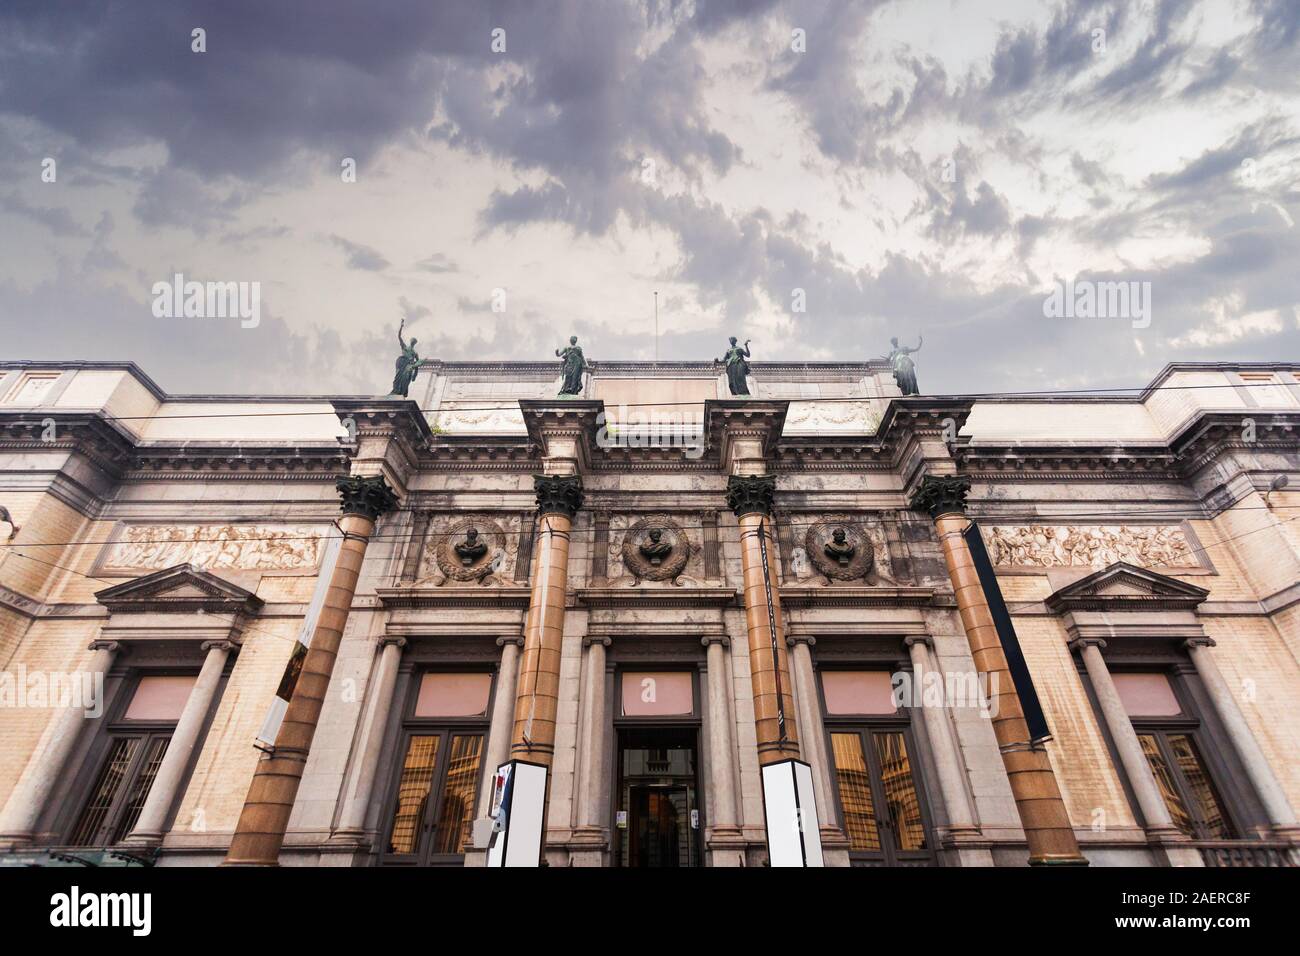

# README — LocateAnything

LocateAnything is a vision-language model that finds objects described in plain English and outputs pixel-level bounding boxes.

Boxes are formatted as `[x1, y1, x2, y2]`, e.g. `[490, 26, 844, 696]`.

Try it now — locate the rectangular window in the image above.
[1137, 732, 1232, 840]
[828, 727, 930, 865]
[822, 671, 897, 715]
[1123, 669, 1236, 842]
[620, 672, 693, 717]
[382, 670, 492, 866]
[413, 672, 491, 718]
[387, 735, 440, 854]
[67, 672, 195, 847]
[830, 732, 880, 852]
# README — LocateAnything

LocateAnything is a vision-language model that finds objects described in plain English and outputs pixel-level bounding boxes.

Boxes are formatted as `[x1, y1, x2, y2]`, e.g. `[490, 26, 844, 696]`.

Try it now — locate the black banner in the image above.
[963, 521, 1051, 742]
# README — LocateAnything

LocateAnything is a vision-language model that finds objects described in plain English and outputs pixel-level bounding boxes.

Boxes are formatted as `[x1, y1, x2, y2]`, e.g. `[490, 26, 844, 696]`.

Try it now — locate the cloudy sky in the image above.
[1, 0, 1297, 396]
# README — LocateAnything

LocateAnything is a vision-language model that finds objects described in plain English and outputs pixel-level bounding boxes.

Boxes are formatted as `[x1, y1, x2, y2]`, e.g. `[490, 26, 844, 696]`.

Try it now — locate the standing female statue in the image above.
[885, 335, 922, 396]
[718, 336, 752, 396]
[556, 335, 587, 396]
[391, 318, 421, 397]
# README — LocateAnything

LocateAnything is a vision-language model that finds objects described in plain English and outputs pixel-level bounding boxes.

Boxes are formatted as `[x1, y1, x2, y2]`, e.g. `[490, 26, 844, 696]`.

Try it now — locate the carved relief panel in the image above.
[99, 523, 326, 574]
[981, 523, 1203, 571]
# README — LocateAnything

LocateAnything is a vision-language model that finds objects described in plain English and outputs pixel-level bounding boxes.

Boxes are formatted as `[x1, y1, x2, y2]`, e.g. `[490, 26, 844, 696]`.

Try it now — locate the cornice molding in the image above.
[376, 585, 533, 609]
[778, 585, 936, 608]
[576, 586, 739, 609]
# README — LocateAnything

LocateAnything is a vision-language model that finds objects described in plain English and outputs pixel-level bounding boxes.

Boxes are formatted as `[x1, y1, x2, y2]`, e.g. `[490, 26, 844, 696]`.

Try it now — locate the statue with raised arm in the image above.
[717, 336, 752, 396]
[391, 318, 421, 397]
[556, 335, 587, 397]
[885, 335, 922, 396]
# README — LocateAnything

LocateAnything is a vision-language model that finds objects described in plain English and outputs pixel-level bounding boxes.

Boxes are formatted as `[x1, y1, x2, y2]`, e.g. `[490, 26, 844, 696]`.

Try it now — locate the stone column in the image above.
[701, 635, 744, 861]
[225, 474, 399, 866]
[1184, 637, 1299, 838]
[330, 636, 406, 843]
[1071, 638, 1203, 866]
[0, 640, 122, 847]
[123, 640, 234, 847]
[786, 636, 833, 828]
[571, 636, 611, 855]
[725, 475, 799, 766]
[911, 475, 1086, 865]
[904, 636, 983, 847]
[480, 637, 524, 809]
[511, 474, 582, 766]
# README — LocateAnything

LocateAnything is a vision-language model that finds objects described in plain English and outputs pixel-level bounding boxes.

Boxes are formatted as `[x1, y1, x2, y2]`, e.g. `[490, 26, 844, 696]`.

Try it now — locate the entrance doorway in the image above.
[615, 727, 701, 867]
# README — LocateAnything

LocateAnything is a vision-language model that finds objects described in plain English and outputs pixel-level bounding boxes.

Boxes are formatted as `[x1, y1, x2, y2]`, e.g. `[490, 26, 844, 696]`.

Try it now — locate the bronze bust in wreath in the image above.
[804, 519, 874, 583]
[620, 515, 694, 585]
[430, 517, 509, 586]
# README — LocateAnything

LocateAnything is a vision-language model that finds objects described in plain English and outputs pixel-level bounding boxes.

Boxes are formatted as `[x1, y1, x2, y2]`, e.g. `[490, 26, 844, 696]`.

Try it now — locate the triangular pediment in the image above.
[95, 564, 264, 614]
[1045, 561, 1208, 612]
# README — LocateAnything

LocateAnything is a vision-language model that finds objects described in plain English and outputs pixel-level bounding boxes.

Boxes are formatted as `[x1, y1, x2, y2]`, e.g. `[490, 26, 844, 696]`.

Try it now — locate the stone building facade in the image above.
[0, 357, 1297, 867]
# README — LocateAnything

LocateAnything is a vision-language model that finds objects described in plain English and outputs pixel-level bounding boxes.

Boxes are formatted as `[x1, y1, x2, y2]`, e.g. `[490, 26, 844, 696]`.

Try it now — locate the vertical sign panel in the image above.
[964, 521, 1051, 742]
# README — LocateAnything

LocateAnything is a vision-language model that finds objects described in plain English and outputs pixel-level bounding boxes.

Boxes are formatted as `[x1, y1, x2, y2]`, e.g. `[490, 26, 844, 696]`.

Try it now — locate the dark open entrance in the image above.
[615, 727, 701, 867]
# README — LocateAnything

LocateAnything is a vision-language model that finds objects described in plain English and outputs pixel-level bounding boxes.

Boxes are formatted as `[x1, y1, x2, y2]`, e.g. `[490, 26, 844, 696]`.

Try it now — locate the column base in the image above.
[706, 825, 749, 867]
[323, 828, 371, 848]
[0, 832, 35, 851]
[1028, 852, 1090, 866]
[118, 831, 163, 848]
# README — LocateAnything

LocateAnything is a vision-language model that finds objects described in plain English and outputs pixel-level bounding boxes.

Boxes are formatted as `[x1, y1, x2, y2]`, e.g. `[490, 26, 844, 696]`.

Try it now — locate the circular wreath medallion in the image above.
[620, 514, 692, 582]
[805, 518, 874, 581]
[435, 516, 507, 582]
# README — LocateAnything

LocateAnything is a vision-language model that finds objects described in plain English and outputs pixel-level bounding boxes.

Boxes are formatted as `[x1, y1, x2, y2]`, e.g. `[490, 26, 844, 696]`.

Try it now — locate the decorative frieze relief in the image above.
[783, 399, 882, 434]
[430, 402, 527, 433]
[418, 513, 522, 586]
[100, 524, 326, 573]
[981, 523, 1202, 571]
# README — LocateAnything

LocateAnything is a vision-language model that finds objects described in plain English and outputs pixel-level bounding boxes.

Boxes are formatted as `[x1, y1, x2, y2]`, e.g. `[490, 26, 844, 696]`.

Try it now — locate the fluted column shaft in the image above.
[124, 640, 233, 845]
[0, 641, 120, 847]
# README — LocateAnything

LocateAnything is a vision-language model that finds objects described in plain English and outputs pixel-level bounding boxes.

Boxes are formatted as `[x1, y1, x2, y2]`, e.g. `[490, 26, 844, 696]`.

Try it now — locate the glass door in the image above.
[615, 728, 700, 867]
[829, 727, 934, 866]
[382, 730, 484, 866]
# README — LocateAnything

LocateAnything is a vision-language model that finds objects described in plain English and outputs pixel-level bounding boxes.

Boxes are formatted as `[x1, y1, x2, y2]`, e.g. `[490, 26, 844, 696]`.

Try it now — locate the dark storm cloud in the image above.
[2, 0, 1298, 396]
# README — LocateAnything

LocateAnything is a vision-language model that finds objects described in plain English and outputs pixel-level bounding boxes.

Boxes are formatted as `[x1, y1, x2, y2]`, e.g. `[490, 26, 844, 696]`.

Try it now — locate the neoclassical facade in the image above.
[0, 358, 1297, 867]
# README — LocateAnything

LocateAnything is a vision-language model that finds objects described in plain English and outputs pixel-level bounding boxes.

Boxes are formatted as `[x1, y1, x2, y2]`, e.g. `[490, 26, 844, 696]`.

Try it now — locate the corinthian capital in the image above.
[336, 473, 400, 521]
[534, 474, 584, 518]
[909, 475, 971, 519]
[725, 474, 776, 518]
